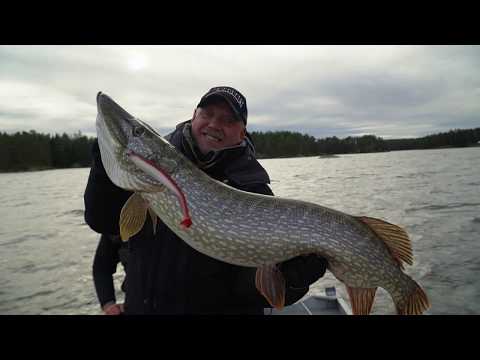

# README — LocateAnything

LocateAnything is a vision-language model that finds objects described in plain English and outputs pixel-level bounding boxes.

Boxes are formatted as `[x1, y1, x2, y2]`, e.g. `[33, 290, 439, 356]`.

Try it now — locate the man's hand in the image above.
[102, 302, 124, 315]
[279, 254, 328, 289]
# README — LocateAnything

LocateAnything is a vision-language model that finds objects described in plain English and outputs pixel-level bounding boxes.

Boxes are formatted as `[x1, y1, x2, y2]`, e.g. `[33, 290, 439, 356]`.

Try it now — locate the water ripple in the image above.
[0, 235, 32, 247]
[0, 232, 59, 247]
[12, 202, 32, 207]
[15, 262, 67, 274]
[11, 289, 56, 302]
[406, 202, 480, 213]
[62, 209, 85, 217]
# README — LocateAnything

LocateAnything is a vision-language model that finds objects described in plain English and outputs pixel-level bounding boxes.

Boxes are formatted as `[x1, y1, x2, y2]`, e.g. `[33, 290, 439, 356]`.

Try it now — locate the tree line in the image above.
[250, 132, 389, 158]
[385, 128, 480, 151]
[250, 127, 480, 158]
[0, 127, 479, 172]
[0, 130, 95, 172]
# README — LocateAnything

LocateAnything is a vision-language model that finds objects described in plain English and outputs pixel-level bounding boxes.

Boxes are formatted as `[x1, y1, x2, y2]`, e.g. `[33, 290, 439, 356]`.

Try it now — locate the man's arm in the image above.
[84, 139, 132, 235]
[92, 235, 121, 310]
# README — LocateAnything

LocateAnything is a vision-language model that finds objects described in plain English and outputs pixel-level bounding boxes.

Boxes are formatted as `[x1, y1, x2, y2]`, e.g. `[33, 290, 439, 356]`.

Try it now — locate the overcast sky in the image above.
[1, 45, 479, 139]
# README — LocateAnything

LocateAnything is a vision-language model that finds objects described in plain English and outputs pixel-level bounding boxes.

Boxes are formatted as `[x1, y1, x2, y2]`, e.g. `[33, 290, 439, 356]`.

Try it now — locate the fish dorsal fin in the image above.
[119, 193, 148, 241]
[356, 216, 413, 269]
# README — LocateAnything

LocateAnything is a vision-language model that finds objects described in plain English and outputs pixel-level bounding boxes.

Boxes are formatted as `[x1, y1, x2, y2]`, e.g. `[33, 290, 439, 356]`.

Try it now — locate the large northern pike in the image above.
[95, 92, 430, 315]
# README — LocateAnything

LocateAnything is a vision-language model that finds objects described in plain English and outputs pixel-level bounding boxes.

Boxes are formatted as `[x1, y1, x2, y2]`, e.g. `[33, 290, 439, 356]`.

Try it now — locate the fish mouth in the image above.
[96, 92, 170, 193]
[96, 92, 133, 148]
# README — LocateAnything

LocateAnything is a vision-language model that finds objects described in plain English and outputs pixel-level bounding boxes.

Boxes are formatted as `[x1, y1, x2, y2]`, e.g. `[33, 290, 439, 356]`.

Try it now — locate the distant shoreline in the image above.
[254, 144, 480, 160]
[3, 127, 479, 173]
[0, 165, 90, 174]
[1, 143, 479, 174]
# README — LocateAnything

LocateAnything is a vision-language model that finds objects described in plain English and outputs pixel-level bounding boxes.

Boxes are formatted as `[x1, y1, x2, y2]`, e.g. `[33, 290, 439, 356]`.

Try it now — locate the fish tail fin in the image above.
[393, 275, 431, 315]
[346, 286, 377, 315]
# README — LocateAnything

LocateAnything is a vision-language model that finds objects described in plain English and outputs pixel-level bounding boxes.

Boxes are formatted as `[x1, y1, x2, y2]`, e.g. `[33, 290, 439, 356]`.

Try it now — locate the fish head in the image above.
[96, 92, 180, 192]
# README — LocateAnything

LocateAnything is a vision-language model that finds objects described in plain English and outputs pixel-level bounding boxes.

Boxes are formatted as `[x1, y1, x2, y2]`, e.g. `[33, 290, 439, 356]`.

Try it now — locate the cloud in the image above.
[0, 45, 478, 140]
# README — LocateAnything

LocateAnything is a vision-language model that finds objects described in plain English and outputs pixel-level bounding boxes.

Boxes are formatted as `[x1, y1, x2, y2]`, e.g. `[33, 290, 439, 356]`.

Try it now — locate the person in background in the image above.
[84, 86, 328, 314]
[92, 234, 128, 315]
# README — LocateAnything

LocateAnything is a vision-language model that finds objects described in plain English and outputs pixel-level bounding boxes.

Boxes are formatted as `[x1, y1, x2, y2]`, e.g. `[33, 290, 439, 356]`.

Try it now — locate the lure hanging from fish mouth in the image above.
[126, 149, 192, 230]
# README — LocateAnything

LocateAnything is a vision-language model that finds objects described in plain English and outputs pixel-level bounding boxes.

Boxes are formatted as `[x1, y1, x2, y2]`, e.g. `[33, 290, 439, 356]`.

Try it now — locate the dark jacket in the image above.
[92, 234, 128, 308]
[84, 122, 313, 314]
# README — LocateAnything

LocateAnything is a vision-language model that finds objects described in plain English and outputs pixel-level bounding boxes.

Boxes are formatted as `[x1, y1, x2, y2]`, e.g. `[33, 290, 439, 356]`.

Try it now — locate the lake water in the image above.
[0, 147, 479, 315]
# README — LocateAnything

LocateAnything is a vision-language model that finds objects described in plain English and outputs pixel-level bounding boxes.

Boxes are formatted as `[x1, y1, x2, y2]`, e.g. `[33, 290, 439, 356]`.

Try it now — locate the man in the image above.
[84, 86, 327, 314]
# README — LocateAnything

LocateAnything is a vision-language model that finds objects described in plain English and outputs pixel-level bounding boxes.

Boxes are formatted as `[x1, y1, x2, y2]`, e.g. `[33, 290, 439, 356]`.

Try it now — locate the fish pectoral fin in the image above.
[346, 286, 377, 315]
[148, 207, 158, 235]
[119, 193, 148, 241]
[255, 264, 286, 310]
[356, 216, 413, 269]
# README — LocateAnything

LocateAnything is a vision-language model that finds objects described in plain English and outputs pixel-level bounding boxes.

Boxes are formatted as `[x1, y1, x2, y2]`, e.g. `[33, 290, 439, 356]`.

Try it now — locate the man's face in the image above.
[191, 99, 246, 154]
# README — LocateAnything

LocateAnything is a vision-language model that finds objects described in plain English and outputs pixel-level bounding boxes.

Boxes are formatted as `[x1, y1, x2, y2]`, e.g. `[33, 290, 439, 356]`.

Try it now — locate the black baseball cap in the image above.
[197, 86, 248, 125]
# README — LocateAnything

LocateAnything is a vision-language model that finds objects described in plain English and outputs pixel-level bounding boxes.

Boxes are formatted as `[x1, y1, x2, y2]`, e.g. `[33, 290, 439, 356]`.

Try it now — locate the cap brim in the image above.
[198, 94, 246, 124]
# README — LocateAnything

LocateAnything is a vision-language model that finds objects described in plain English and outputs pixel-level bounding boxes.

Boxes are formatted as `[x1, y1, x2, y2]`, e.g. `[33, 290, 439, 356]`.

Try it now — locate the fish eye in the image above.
[132, 126, 145, 137]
